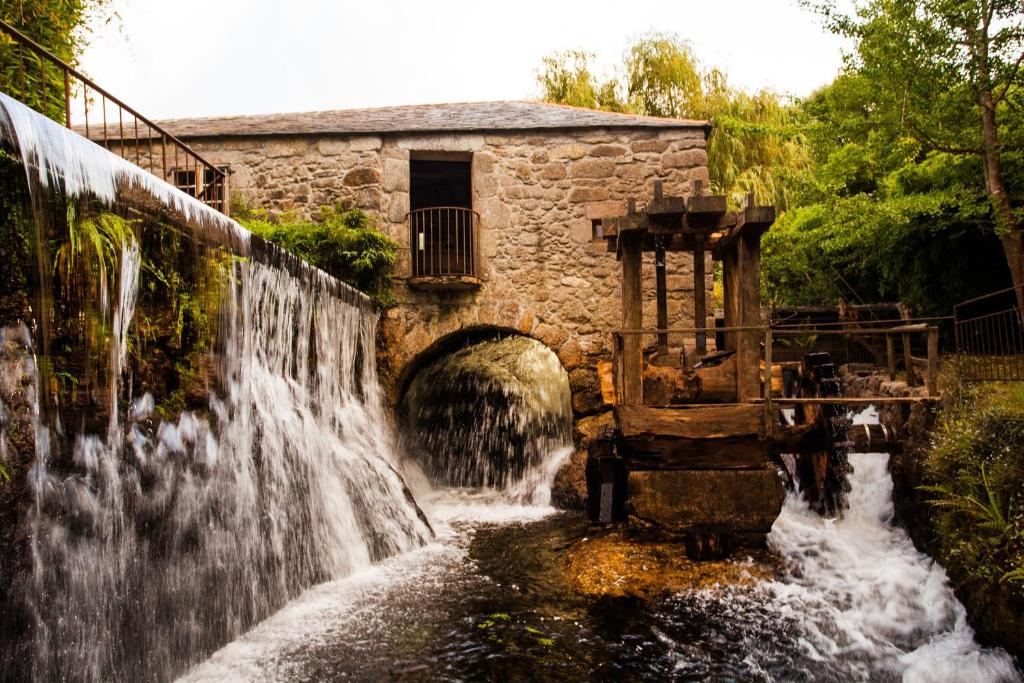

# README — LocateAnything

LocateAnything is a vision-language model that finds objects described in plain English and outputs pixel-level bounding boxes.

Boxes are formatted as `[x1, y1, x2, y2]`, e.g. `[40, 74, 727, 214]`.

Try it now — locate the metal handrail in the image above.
[0, 19, 227, 213]
[953, 285, 1024, 381]
[407, 206, 479, 278]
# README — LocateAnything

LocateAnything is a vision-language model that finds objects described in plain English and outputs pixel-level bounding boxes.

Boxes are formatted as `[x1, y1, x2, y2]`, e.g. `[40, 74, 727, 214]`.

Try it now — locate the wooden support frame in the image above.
[621, 231, 644, 406]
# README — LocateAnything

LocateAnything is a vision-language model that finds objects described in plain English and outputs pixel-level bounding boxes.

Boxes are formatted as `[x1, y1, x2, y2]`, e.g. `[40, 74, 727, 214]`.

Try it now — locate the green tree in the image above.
[808, 0, 1024, 305]
[0, 0, 112, 122]
[536, 33, 808, 209]
[762, 68, 1011, 315]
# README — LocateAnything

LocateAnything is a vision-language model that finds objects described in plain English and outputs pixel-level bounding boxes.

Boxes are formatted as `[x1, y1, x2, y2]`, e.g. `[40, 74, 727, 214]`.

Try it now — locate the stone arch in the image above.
[393, 324, 550, 407]
[376, 303, 586, 407]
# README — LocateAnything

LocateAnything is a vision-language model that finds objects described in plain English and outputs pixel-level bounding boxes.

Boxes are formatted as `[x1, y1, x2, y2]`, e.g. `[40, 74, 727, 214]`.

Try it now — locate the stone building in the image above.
[160, 101, 711, 393]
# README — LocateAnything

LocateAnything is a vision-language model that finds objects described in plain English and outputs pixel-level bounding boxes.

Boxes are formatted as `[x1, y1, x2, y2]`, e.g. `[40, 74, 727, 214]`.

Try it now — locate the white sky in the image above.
[79, 0, 849, 120]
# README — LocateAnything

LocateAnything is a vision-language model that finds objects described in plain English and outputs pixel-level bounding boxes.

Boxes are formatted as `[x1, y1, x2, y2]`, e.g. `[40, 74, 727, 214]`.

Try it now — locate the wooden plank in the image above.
[686, 194, 727, 215]
[616, 404, 763, 440]
[619, 436, 769, 470]
[752, 396, 937, 405]
[621, 233, 644, 406]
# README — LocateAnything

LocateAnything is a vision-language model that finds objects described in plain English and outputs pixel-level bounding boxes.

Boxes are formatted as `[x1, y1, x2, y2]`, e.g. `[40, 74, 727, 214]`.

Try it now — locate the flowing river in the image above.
[179, 447, 1020, 682]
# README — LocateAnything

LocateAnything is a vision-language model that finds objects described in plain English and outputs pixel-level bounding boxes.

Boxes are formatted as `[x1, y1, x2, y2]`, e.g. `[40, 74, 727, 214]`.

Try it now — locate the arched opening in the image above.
[398, 327, 572, 496]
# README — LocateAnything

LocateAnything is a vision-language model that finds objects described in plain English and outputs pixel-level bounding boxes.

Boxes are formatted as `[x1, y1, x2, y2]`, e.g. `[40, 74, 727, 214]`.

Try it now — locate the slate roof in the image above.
[154, 101, 709, 139]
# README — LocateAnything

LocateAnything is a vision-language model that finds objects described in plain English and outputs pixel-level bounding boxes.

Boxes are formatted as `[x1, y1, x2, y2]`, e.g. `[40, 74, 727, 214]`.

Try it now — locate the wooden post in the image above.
[763, 328, 773, 436]
[655, 237, 668, 352]
[927, 326, 939, 396]
[652, 180, 669, 352]
[693, 234, 707, 354]
[621, 232, 644, 406]
[886, 335, 897, 381]
[722, 247, 739, 351]
[903, 331, 917, 386]
[736, 233, 762, 400]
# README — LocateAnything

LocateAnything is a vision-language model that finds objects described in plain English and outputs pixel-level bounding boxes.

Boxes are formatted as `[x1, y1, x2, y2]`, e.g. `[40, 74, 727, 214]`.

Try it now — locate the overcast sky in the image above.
[79, 0, 850, 121]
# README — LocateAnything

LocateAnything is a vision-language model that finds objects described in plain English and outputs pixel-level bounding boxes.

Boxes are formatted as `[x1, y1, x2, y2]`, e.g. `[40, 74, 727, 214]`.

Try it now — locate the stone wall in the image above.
[187, 126, 712, 387]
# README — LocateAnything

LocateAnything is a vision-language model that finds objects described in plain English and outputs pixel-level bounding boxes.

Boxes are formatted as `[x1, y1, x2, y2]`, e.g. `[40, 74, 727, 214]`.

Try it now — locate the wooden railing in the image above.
[612, 322, 941, 415]
[408, 206, 478, 278]
[0, 19, 228, 213]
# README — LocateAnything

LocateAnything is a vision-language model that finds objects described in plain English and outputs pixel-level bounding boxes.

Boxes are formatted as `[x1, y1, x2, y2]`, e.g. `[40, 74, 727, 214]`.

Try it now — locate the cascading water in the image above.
[400, 335, 573, 505]
[0, 92, 430, 681]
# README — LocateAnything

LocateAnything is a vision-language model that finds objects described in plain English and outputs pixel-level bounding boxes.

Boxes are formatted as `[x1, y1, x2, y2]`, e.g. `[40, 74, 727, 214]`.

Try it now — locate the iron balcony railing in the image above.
[954, 285, 1024, 381]
[0, 19, 227, 213]
[408, 206, 478, 278]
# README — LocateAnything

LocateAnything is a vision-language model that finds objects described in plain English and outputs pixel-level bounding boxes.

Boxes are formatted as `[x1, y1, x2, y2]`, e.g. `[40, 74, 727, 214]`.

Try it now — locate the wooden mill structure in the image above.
[587, 180, 940, 556]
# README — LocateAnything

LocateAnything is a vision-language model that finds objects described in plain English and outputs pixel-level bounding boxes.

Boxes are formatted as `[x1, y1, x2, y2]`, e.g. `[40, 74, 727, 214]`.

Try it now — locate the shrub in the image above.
[923, 379, 1024, 600]
[236, 203, 397, 307]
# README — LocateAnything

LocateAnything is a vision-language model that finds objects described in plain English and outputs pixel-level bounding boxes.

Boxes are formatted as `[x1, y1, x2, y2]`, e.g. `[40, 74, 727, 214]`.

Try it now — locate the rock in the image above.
[568, 366, 605, 416]
[551, 448, 587, 510]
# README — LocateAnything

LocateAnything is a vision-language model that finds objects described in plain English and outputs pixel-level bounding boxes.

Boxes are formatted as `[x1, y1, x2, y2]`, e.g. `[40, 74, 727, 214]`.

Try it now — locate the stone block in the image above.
[568, 160, 615, 179]
[317, 139, 350, 156]
[383, 157, 409, 192]
[350, 135, 382, 151]
[631, 140, 670, 153]
[557, 338, 582, 370]
[343, 167, 381, 187]
[551, 143, 587, 160]
[627, 466, 786, 539]
[569, 187, 609, 203]
[664, 149, 708, 168]
[591, 144, 628, 157]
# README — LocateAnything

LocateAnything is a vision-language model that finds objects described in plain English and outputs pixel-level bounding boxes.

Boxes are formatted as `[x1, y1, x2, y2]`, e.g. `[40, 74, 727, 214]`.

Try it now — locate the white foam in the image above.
[767, 452, 1020, 681]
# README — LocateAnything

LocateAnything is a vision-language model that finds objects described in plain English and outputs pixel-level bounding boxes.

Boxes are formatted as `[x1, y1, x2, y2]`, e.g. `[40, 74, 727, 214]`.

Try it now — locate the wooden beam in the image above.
[621, 232, 644, 406]
[617, 404, 764, 440]
[655, 237, 668, 351]
[618, 436, 769, 470]
[886, 335, 897, 380]
[693, 234, 707, 353]
[736, 232, 762, 400]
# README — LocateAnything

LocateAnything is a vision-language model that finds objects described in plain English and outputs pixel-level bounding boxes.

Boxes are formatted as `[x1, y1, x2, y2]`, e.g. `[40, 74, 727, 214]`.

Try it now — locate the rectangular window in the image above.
[408, 156, 475, 277]
[171, 166, 227, 211]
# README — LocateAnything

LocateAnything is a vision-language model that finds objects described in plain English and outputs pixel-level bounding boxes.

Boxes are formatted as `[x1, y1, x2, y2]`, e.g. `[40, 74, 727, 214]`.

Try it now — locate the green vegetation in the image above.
[54, 210, 136, 302]
[236, 203, 399, 307]
[538, 35, 806, 210]
[923, 379, 1024, 623]
[0, 0, 114, 123]
[538, 3, 1024, 314]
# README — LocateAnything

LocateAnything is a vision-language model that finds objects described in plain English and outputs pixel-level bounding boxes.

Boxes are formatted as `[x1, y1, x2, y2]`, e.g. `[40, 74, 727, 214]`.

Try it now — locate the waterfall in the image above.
[0, 92, 431, 681]
[401, 335, 573, 504]
[766, 449, 1020, 680]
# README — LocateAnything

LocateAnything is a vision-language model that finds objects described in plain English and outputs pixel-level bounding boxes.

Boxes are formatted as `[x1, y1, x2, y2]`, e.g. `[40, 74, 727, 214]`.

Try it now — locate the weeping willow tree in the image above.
[536, 33, 808, 209]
